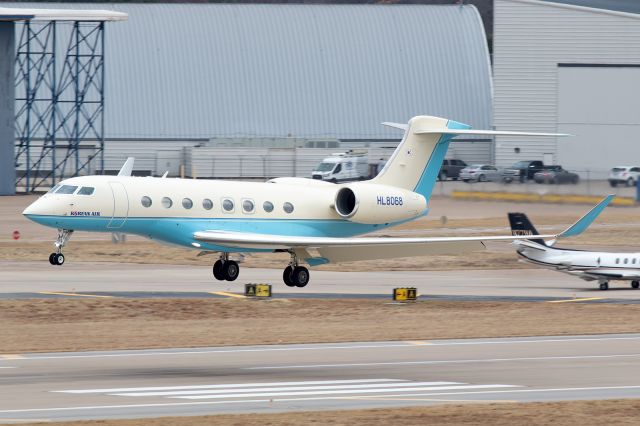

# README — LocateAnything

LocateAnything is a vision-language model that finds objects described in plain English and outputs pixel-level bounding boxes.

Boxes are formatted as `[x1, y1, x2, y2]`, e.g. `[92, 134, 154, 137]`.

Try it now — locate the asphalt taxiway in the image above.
[2, 261, 640, 303]
[1, 334, 639, 422]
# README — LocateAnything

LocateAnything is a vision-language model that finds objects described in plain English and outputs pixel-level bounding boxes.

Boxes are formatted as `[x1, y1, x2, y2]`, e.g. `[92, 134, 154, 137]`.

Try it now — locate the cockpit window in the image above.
[48, 185, 60, 194]
[55, 185, 78, 194]
[78, 187, 95, 196]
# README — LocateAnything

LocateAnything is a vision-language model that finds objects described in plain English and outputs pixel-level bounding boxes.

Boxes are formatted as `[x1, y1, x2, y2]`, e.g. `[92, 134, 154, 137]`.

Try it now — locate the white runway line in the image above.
[247, 353, 640, 370]
[15, 335, 640, 361]
[111, 381, 464, 397]
[172, 384, 521, 400]
[54, 379, 404, 394]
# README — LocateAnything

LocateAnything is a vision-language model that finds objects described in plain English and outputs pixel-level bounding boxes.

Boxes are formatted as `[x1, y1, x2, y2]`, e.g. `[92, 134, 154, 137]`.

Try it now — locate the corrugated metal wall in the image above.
[9, 2, 492, 142]
[493, 0, 640, 168]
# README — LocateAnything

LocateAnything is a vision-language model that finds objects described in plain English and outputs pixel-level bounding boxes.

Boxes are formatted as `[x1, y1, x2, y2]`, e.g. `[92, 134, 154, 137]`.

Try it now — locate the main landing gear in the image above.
[212, 253, 240, 281]
[599, 281, 609, 291]
[632, 281, 639, 289]
[49, 229, 73, 266]
[282, 252, 310, 288]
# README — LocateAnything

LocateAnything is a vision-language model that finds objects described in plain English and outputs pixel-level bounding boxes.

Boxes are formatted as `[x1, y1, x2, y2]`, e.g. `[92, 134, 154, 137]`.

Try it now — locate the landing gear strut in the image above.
[49, 229, 73, 266]
[599, 281, 609, 291]
[212, 253, 239, 281]
[283, 252, 310, 288]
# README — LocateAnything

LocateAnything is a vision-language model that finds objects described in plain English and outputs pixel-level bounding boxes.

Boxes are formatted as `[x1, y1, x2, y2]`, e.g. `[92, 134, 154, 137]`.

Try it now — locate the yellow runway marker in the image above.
[406, 341, 432, 346]
[209, 291, 247, 299]
[548, 297, 604, 304]
[38, 291, 114, 299]
[1, 354, 24, 360]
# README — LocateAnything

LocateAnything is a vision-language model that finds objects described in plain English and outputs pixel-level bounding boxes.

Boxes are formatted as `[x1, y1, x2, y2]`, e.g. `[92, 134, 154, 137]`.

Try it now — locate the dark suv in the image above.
[438, 159, 468, 181]
[502, 160, 545, 183]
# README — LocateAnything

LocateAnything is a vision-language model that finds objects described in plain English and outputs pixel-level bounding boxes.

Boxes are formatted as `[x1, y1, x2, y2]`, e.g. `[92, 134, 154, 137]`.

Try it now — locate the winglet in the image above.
[117, 157, 135, 176]
[557, 195, 614, 239]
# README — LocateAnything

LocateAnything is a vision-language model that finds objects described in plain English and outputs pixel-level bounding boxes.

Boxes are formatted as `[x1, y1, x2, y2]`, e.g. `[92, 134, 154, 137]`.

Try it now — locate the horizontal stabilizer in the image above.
[381, 122, 409, 131]
[414, 129, 570, 137]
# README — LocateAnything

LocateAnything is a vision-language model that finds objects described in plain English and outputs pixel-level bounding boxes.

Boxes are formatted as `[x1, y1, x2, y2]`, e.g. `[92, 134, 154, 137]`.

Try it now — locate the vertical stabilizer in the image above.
[508, 213, 547, 246]
[372, 116, 470, 200]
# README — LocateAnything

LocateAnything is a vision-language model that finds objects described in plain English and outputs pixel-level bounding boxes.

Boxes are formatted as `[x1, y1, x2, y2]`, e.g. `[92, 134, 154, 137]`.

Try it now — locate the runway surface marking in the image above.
[4, 385, 640, 415]
[548, 297, 605, 303]
[37, 291, 114, 299]
[5, 335, 640, 362]
[54, 379, 519, 401]
[209, 291, 246, 299]
[406, 341, 432, 346]
[0, 354, 23, 360]
[246, 353, 640, 369]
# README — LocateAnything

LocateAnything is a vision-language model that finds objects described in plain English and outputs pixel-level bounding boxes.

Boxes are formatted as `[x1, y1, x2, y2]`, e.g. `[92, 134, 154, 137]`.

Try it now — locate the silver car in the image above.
[460, 164, 500, 182]
[608, 166, 640, 187]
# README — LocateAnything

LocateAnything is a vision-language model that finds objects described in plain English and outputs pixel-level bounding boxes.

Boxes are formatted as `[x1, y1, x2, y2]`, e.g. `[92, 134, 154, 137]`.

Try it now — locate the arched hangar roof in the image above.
[6, 3, 492, 139]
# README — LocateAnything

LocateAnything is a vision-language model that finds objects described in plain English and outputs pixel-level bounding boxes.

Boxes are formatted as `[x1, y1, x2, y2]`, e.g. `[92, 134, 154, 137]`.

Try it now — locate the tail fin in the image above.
[508, 213, 547, 246]
[373, 116, 568, 201]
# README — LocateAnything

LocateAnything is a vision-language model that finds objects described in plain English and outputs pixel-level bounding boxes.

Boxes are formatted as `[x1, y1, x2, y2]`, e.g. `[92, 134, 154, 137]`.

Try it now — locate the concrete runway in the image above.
[1, 334, 639, 422]
[2, 261, 640, 302]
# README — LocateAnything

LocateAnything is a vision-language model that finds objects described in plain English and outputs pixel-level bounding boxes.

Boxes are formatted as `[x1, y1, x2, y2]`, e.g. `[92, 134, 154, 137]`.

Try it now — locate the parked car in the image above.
[460, 164, 500, 182]
[502, 160, 545, 183]
[533, 166, 579, 184]
[438, 159, 468, 181]
[608, 166, 640, 187]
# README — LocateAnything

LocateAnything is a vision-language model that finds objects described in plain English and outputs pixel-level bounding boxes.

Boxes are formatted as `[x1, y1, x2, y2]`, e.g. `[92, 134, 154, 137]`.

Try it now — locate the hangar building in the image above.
[494, 0, 640, 178]
[5, 2, 492, 185]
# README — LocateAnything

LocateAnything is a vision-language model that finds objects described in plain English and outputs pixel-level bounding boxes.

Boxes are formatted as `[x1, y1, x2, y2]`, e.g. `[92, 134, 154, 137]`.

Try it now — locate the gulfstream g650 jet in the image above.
[23, 115, 569, 287]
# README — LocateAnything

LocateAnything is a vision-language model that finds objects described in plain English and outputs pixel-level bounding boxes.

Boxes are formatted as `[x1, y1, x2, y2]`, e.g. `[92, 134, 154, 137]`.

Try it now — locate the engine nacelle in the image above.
[334, 183, 427, 224]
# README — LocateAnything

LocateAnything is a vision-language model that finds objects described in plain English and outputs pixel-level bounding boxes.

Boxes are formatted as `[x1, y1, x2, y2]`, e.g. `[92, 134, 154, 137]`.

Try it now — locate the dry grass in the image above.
[2, 299, 640, 354]
[15, 399, 640, 426]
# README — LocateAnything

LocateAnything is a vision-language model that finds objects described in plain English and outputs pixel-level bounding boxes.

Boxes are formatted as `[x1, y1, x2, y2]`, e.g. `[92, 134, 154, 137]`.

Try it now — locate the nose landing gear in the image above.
[49, 229, 73, 266]
[212, 253, 240, 281]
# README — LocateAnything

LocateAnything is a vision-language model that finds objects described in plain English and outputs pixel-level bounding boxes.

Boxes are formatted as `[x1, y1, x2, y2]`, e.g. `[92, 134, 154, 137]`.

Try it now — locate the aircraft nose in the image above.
[22, 198, 46, 219]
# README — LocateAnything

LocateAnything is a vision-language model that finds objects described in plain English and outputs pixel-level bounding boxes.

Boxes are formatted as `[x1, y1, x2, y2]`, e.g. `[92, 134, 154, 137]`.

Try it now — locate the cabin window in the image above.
[202, 199, 213, 210]
[616, 258, 620, 264]
[633, 259, 637, 264]
[625, 258, 629, 264]
[222, 198, 234, 213]
[242, 199, 255, 214]
[141, 196, 152, 208]
[283, 202, 294, 214]
[162, 197, 173, 208]
[55, 185, 78, 194]
[182, 198, 193, 209]
[78, 187, 95, 196]
[263, 201, 274, 213]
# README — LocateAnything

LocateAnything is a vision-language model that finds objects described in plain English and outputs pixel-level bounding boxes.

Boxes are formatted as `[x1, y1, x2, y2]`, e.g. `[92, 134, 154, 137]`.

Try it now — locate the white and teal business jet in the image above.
[24, 115, 573, 288]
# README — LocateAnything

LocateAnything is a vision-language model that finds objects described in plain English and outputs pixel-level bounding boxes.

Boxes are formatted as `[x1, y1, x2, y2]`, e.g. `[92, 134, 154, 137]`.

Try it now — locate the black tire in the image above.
[53, 253, 65, 266]
[49, 253, 56, 265]
[223, 260, 239, 281]
[599, 282, 609, 291]
[213, 260, 225, 281]
[610, 181, 617, 188]
[283, 266, 295, 287]
[330, 178, 337, 184]
[632, 281, 639, 289]
[439, 172, 446, 181]
[627, 178, 635, 187]
[478, 174, 486, 182]
[292, 266, 310, 288]
[463, 179, 470, 183]
[452, 177, 458, 181]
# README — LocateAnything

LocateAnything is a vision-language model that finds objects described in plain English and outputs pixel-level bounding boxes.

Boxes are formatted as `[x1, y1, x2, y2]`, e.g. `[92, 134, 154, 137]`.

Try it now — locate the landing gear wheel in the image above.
[49, 253, 56, 265]
[223, 260, 239, 281]
[53, 253, 65, 266]
[213, 260, 225, 281]
[632, 281, 639, 289]
[292, 266, 310, 288]
[283, 266, 295, 287]
[599, 282, 609, 291]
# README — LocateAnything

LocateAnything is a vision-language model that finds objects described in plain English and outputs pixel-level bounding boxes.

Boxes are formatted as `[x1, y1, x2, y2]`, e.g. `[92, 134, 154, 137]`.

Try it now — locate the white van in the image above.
[311, 152, 369, 183]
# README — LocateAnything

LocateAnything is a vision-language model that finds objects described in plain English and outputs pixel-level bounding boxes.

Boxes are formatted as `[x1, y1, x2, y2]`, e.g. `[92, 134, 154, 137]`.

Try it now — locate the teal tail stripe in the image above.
[413, 119, 471, 201]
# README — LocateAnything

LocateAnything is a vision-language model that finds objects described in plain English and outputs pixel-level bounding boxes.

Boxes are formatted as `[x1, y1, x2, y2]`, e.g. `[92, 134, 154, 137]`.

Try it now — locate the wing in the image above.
[193, 231, 555, 264]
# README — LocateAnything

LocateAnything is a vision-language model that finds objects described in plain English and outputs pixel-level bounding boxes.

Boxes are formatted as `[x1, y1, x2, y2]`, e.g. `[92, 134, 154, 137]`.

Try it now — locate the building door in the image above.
[107, 182, 129, 229]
